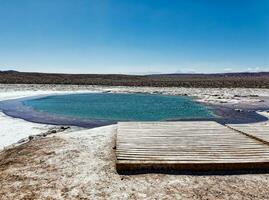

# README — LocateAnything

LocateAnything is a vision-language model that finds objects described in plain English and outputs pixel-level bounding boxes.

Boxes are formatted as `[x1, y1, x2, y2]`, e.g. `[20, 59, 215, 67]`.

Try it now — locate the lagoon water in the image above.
[23, 93, 215, 121]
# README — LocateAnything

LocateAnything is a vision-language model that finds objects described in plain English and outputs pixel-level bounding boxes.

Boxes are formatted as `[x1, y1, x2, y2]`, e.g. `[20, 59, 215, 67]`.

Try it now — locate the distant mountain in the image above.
[0, 70, 19, 73]
[147, 72, 269, 77]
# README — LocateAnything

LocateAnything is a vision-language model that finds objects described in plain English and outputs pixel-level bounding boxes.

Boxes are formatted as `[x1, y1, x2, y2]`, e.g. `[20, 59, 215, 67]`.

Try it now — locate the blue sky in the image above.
[0, 0, 268, 74]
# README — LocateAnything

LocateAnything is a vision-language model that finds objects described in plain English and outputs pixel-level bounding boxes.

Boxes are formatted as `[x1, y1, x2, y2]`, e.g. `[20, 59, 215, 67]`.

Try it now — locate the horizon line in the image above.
[1, 70, 269, 76]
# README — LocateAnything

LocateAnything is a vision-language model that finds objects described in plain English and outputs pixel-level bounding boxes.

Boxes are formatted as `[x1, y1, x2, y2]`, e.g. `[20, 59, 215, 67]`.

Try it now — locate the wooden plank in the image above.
[227, 121, 269, 145]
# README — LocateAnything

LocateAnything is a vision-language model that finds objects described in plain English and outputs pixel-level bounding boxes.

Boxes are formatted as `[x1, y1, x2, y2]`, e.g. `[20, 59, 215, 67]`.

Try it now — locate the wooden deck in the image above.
[116, 121, 269, 172]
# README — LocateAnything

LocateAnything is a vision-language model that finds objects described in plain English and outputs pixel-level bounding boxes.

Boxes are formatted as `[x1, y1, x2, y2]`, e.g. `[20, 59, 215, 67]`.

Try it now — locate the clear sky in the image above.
[0, 0, 268, 74]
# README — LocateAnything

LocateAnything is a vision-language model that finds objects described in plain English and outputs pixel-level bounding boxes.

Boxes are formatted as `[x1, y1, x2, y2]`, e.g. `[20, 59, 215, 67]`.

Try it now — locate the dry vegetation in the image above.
[1, 71, 269, 88]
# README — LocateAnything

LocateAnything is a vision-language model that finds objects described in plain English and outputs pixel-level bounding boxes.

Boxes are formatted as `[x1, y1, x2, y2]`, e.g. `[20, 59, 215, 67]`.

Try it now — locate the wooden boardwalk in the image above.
[116, 121, 269, 172]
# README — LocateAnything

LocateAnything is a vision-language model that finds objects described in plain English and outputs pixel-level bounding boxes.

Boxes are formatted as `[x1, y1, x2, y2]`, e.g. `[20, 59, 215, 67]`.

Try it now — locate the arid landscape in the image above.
[1, 71, 269, 88]
[1, 120, 269, 200]
[1, 1, 269, 199]
[1, 84, 269, 199]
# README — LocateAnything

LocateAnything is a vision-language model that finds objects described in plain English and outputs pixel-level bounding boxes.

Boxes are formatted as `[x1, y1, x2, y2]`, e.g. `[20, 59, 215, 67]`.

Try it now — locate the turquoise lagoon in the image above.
[23, 93, 215, 121]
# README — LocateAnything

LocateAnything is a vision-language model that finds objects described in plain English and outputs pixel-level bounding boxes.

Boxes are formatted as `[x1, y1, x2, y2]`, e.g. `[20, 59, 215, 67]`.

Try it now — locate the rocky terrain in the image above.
[1, 71, 269, 88]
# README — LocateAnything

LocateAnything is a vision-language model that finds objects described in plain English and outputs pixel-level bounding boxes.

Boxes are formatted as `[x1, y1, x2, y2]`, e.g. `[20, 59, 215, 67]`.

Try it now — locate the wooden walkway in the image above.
[116, 121, 269, 172]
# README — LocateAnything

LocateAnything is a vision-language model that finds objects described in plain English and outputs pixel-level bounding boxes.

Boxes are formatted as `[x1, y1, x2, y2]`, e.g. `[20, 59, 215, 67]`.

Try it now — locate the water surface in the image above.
[23, 93, 215, 121]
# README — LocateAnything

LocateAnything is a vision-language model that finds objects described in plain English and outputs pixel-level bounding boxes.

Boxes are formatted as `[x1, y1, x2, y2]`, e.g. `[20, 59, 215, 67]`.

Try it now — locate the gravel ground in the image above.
[1, 125, 269, 200]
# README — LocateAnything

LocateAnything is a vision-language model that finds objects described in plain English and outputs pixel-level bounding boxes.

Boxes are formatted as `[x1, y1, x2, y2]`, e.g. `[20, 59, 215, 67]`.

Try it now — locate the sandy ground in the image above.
[2, 124, 269, 200]
[1, 84, 269, 199]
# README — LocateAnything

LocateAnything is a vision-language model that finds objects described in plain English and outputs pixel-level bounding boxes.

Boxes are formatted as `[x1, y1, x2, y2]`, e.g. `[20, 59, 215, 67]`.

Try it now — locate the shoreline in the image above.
[1, 87, 269, 128]
[0, 94, 116, 129]
[1, 84, 269, 150]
